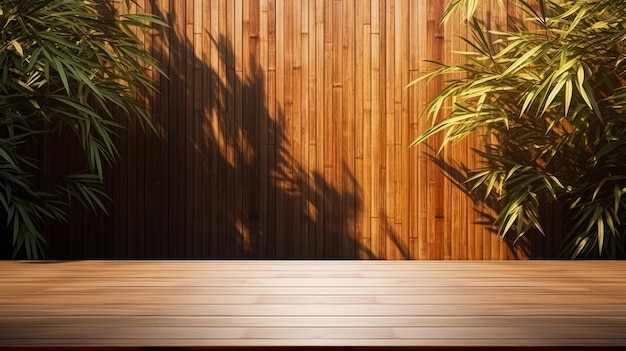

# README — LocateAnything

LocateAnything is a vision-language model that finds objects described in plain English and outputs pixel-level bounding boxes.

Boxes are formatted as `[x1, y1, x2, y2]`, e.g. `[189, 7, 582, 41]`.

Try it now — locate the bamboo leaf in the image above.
[9, 40, 24, 56]
[500, 44, 545, 77]
[575, 64, 594, 110]
[564, 78, 572, 117]
[543, 78, 566, 115]
[565, 7, 586, 37]
[597, 216, 604, 255]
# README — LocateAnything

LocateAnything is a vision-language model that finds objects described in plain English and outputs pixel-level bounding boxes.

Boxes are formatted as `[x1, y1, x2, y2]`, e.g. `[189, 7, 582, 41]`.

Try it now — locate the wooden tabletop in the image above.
[1, 260, 626, 350]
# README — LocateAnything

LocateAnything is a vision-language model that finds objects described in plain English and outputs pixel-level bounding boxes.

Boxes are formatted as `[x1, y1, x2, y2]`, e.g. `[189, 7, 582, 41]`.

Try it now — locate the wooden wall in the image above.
[45, 0, 559, 259]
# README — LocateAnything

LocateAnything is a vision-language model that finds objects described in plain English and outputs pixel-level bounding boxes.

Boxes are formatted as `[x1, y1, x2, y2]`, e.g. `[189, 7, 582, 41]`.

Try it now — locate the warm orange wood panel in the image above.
[1, 261, 626, 349]
[41, 0, 562, 259]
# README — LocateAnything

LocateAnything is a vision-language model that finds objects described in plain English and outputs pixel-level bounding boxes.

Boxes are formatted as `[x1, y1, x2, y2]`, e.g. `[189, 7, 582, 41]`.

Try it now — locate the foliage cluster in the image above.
[412, 0, 626, 258]
[0, 0, 163, 258]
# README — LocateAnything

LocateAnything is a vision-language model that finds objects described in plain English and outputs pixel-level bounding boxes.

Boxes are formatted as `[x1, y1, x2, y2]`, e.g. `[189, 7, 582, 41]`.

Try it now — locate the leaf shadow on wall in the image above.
[45, 0, 377, 259]
[148, 1, 372, 259]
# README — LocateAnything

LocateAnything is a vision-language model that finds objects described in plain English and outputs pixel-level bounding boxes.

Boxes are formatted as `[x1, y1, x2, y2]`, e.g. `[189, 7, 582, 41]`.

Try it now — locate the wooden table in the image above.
[1, 260, 626, 350]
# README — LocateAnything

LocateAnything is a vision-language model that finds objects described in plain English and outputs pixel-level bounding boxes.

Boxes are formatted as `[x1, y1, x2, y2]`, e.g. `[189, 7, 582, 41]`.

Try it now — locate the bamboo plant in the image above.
[410, 0, 626, 258]
[0, 0, 165, 258]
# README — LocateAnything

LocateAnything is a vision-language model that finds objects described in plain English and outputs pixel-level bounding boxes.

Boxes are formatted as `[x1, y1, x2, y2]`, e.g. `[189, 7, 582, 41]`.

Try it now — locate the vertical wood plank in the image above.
[384, 0, 396, 260]
[399, 0, 410, 260]
[369, 0, 383, 259]
[183, 0, 194, 258]
[296, 0, 310, 257]
[114, 0, 130, 259]
[241, 0, 253, 257]
[285, 0, 299, 258]
[425, 0, 445, 260]
[225, 0, 236, 257]
[331, 0, 343, 258]
[415, 0, 428, 260]
[342, 0, 356, 258]
[192, 0, 204, 258]
[257, 0, 270, 258]
[217, 0, 228, 257]
[201, 0, 212, 257]
[233, 0, 244, 258]
[408, 0, 420, 260]
[354, 0, 366, 259]
[209, 0, 221, 258]
[302, 0, 314, 258]
[274, 0, 286, 258]
[322, 0, 333, 257]
[266, 0, 277, 258]
[314, 0, 325, 258]
[306, 0, 316, 256]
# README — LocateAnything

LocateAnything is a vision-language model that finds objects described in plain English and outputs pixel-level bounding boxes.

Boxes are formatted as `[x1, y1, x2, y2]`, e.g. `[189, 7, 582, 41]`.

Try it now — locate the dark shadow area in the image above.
[42, 1, 368, 259]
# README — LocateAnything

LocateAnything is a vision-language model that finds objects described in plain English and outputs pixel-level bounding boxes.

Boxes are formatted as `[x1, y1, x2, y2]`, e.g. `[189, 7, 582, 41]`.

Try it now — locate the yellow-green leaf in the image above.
[564, 78, 572, 117]
[9, 40, 23, 56]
